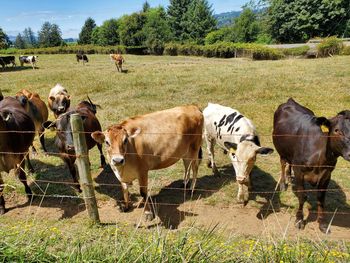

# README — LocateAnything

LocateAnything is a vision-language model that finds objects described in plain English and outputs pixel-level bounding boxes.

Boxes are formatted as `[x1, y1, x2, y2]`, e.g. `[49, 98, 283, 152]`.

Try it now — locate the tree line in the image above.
[1, 0, 349, 52]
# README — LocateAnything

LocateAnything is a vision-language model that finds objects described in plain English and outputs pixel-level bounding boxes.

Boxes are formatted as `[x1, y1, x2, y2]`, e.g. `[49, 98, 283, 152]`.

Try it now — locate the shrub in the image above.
[317, 37, 344, 57]
[278, 45, 310, 57]
[341, 46, 350, 55]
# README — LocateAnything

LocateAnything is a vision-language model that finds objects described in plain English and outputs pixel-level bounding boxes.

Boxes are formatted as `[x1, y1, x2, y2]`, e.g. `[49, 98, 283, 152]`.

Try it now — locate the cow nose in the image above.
[112, 156, 125, 166]
[66, 145, 75, 151]
[58, 106, 65, 111]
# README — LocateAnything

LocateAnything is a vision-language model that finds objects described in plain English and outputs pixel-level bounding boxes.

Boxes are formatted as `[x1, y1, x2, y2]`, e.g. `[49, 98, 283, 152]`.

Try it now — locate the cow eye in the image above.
[123, 138, 128, 144]
[105, 141, 110, 147]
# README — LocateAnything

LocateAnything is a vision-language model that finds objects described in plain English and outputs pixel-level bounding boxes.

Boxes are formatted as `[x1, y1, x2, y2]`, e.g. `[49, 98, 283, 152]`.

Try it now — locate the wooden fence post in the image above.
[70, 113, 100, 223]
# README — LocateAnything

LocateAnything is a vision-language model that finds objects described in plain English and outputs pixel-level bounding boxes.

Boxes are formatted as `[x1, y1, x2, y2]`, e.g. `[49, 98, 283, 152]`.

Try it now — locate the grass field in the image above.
[0, 54, 350, 261]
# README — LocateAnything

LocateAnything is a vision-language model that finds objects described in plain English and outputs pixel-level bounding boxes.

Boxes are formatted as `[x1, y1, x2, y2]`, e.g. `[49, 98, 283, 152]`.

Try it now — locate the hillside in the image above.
[214, 10, 241, 27]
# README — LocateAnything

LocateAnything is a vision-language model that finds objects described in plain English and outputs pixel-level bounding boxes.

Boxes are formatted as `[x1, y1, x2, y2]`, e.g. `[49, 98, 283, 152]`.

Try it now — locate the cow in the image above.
[19, 55, 38, 69]
[0, 95, 35, 214]
[91, 105, 203, 220]
[273, 98, 350, 233]
[203, 103, 274, 203]
[76, 54, 88, 64]
[0, 56, 16, 68]
[43, 97, 106, 192]
[110, 53, 124, 72]
[15, 89, 49, 155]
[48, 84, 71, 118]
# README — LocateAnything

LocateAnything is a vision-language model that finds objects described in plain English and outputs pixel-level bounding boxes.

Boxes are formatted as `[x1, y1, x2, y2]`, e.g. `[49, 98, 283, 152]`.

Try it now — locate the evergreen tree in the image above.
[78, 17, 96, 44]
[0, 27, 10, 49]
[50, 24, 63, 46]
[142, 1, 151, 12]
[182, 0, 216, 43]
[143, 7, 172, 54]
[232, 8, 260, 42]
[268, 0, 350, 43]
[14, 33, 26, 49]
[23, 27, 37, 47]
[38, 22, 63, 47]
[167, 0, 193, 41]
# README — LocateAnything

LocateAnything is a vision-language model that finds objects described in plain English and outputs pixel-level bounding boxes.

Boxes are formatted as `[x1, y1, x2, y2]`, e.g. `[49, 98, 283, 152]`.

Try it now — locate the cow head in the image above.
[329, 111, 350, 161]
[91, 125, 141, 167]
[49, 93, 71, 116]
[43, 113, 84, 154]
[224, 138, 273, 202]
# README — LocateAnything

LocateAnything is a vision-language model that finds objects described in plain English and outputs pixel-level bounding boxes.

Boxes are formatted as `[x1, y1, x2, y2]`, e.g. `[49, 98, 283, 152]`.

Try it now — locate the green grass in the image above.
[1, 54, 350, 261]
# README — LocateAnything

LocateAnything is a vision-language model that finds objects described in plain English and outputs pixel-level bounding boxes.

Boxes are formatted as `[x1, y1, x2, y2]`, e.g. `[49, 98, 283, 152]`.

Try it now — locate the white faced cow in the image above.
[203, 103, 273, 203]
[91, 105, 203, 220]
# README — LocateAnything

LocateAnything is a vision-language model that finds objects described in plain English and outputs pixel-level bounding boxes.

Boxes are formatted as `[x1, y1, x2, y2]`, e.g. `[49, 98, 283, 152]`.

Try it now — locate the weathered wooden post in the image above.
[70, 113, 100, 223]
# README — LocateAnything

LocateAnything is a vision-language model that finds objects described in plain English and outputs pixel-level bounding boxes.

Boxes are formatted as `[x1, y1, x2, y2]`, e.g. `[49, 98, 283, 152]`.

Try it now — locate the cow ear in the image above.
[49, 96, 55, 102]
[91, 131, 105, 144]
[43, 120, 56, 130]
[67, 95, 71, 100]
[256, 147, 274, 155]
[315, 117, 331, 133]
[224, 141, 237, 151]
[127, 127, 141, 138]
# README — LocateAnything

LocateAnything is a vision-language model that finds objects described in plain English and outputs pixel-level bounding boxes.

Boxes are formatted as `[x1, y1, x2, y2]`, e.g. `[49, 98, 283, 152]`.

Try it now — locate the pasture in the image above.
[0, 54, 350, 261]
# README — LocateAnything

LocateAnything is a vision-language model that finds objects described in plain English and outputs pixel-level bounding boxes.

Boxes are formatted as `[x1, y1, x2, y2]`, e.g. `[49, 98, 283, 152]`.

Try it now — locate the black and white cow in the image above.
[19, 55, 38, 69]
[203, 103, 274, 203]
[76, 54, 88, 64]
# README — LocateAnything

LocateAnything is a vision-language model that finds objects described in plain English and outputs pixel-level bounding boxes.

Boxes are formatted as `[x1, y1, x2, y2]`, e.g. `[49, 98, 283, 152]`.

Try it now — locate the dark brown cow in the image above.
[15, 89, 49, 155]
[43, 98, 106, 191]
[91, 105, 203, 220]
[273, 98, 350, 233]
[0, 96, 35, 214]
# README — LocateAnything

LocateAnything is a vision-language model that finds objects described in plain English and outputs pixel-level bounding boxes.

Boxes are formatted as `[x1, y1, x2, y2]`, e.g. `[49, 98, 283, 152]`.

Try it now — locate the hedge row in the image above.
[164, 42, 285, 60]
[0, 45, 149, 55]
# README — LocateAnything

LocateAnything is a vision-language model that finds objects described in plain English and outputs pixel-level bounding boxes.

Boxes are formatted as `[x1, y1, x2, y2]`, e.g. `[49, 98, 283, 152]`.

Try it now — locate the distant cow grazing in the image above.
[15, 89, 49, 155]
[110, 53, 124, 72]
[48, 84, 71, 118]
[0, 56, 16, 69]
[273, 98, 350, 233]
[43, 97, 106, 192]
[76, 54, 88, 64]
[0, 95, 35, 214]
[19, 55, 38, 69]
[91, 105, 203, 220]
[203, 103, 273, 203]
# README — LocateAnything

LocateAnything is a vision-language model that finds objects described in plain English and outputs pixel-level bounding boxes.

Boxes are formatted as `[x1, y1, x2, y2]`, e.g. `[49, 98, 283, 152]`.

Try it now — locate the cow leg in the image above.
[26, 154, 35, 173]
[0, 176, 5, 214]
[138, 173, 154, 221]
[182, 159, 192, 189]
[39, 128, 47, 152]
[119, 182, 131, 212]
[17, 161, 32, 200]
[97, 143, 106, 167]
[317, 178, 330, 233]
[279, 158, 288, 191]
[205, 136, 219, 175]
[62, 156, 81, 192]
[294, 173, 305, 230]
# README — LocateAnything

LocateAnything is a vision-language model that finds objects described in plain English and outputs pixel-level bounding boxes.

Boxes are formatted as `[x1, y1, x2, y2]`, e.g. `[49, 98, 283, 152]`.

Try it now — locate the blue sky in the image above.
[1, 0, 249, 38]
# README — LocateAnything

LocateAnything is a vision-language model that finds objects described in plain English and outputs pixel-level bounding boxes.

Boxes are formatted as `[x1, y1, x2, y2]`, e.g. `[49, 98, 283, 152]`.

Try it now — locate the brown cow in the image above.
[0, 95, 35, 214]
[48, 84, 71, 118]
[15, 89, 49, 155]
[110, 54, 124, 72]
[273, 98, 350, 233]
[91, 105, 203, 220]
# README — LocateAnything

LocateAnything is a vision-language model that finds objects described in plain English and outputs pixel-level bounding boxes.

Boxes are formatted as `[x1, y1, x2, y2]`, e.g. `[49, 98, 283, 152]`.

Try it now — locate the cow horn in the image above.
[87, 95, 94, 105]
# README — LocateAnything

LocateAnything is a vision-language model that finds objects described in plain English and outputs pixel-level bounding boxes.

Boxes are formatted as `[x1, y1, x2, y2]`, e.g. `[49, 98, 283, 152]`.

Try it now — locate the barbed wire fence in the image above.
[1, 126, 350, 229]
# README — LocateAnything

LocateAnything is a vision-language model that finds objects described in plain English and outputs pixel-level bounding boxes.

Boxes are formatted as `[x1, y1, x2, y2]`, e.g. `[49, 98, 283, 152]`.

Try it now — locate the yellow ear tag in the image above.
[229, 148, 235, 154]
[321, 125, 329, 133]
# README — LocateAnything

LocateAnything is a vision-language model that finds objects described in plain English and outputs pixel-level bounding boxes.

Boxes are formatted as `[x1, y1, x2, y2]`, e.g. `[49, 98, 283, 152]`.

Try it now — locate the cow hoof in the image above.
[118, 205, 130, 213]
[144, 211, 154, 221]
[319, 223, 330, 234]
[295, 219, 305, 230]
[279, 183, 287, 191]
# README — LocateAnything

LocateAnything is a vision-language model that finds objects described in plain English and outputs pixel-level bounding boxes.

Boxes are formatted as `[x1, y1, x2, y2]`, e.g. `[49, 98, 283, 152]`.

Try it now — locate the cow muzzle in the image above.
[111, 156, 125, 166]
[57, 106, 66, 112]
[66, 144, 75, 153]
